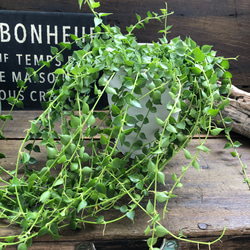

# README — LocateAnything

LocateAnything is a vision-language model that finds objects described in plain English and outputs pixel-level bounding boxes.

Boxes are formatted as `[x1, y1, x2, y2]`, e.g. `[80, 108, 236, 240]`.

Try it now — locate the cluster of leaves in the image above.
[0, 1, 244, 249]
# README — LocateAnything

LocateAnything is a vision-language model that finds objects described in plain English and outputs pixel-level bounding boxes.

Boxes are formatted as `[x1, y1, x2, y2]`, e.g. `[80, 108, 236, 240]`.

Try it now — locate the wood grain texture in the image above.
[0, 0, 250, 89]
[1, 137, 250, 248]
[219, 85, 250, 138]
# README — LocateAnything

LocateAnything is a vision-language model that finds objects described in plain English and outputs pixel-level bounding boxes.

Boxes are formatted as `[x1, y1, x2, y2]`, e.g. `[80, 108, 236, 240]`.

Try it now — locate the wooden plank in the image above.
[1, 137, 250, 248]
[1, 0, 249, 89]
[0, 110, 242, 142]
[0, 110, 108, 139]
[3, 236, 250, 249]
[0, 111, 43, 139]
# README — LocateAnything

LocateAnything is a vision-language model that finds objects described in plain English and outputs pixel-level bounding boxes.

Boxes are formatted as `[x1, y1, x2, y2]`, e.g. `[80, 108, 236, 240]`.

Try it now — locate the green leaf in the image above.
[225, 127, 232, 134]
[157, 171, 165, 185]
[192, 47, 205, 62]
[0, 114, 12, 122]
[100, 134, 109, 145]
[26, 67, 35, 76]
[99, 12, 112, 17]
[176, 182, 183, 188]
[91, 1, 101, 8]
[77, 200, 87, 213]
[183, 148, 192, 159]
[78, 0, 84, 8]
[17, 79, 25, 88]
[82, 167, 93, 175]
[161, 138, 170, 148]
[0, 153, 6, 159]
[87, 115, 96, 126]
[47, 147, 57, 159]
[40, 190, 51, 203]
[54, 178, 64, 187]
[175, 47, 186, 56]
[152, 90, 162, 104]
[155, 225, 169, 237]
[223, 71, 232, 79]
[80, 149, 90, 162]
[191, 66, 202, 75]
[156, 192, 169, 202]
[192, 160, 200, 171]
[39, 60, 50, 68]
[31, 122, 39, 134]
[233, 141, 242, 148]
[145, 225, 151, 236]
[6, 97, 15, 105]
[128, 173, 142, 183]
[95, 183, 107, 194]
[221, 60, 230, 70]
[125, 115, 137, 126]
[148, 160, 156, 172]
[94, 17, 102, 27]
[54, 68, 65, 75]
[11, 177, 22, 186]
[50, 223, 59, 239]
[207, 109, 219, 117]
[82, 102, 89, 115]
[147, 11, 153, 17]
[147, 236, 158, 247]
[230, 151, 237, 157]
[16, 100, 24, 109]
[57, 154, 67, 164]
[24, 143, 32, 151]
[4, 236, 15, 243]
[22, 152, 30, 164]
[57, 53, 65, 64]
[196, 145, 211, 153]
[29, 157, 37, 164]
[106, 86, 117, 95]
[17, 243, 28, 250]
[71, 115, 81, 128]
[38, 226, 49, 237]
[27, 173, 38, 182]
[224, 117, 233, 124]
[155, 116, 165, 126]
[33, 145, 40, 152]
[176, 121, 186, 130]
[120, 205, 128, 213]
[60, 134, 71, 145]
[211, 128, 223, 136]
[96, 215, 104, 223]
[201, 45, 213, 54]
[126, 210, 135, 221]
[50, 46, 58, 55]
[70, 162, 79, 171]
[136, 13, 141, 21]
[224, 142, 232, 149]
[146, 199, 154, 214]
[126, 97, 142, 109]
[166, 124, 177, 133]
[172, 172, 177, 181]
[59, 42, 71, 50]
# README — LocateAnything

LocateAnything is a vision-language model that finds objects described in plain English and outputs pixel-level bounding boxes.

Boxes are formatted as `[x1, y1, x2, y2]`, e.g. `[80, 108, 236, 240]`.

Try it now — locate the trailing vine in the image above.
[0, 1, 247, 249]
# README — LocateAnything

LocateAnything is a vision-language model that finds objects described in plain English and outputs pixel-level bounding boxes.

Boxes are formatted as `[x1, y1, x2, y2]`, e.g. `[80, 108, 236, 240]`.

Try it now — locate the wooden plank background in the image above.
[1, 131, 250, 249]
[1, 111, 250, 249]
[1, 0, 250, 90]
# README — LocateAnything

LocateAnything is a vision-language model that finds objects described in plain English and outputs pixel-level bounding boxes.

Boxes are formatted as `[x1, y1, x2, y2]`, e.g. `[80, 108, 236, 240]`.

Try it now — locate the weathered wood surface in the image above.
[1, 0, 250, 90]
[1, 114, 250, 249]
[220, 85, 250, 138]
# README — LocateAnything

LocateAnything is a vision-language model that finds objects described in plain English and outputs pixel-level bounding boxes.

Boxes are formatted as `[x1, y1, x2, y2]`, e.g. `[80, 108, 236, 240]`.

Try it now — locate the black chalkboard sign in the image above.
[0, 10, 106, 110]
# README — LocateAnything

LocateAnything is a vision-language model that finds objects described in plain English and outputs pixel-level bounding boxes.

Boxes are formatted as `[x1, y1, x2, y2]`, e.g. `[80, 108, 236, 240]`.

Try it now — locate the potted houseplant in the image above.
[0, 1, 247, 249]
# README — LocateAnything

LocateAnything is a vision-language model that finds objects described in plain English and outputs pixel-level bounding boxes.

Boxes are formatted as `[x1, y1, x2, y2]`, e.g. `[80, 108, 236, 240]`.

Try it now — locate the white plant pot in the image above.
[107, 46, 179, 158]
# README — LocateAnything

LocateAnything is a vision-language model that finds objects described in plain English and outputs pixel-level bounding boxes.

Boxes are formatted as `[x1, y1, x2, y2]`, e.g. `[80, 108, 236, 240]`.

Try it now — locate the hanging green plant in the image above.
[0, 1, 248, 249]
